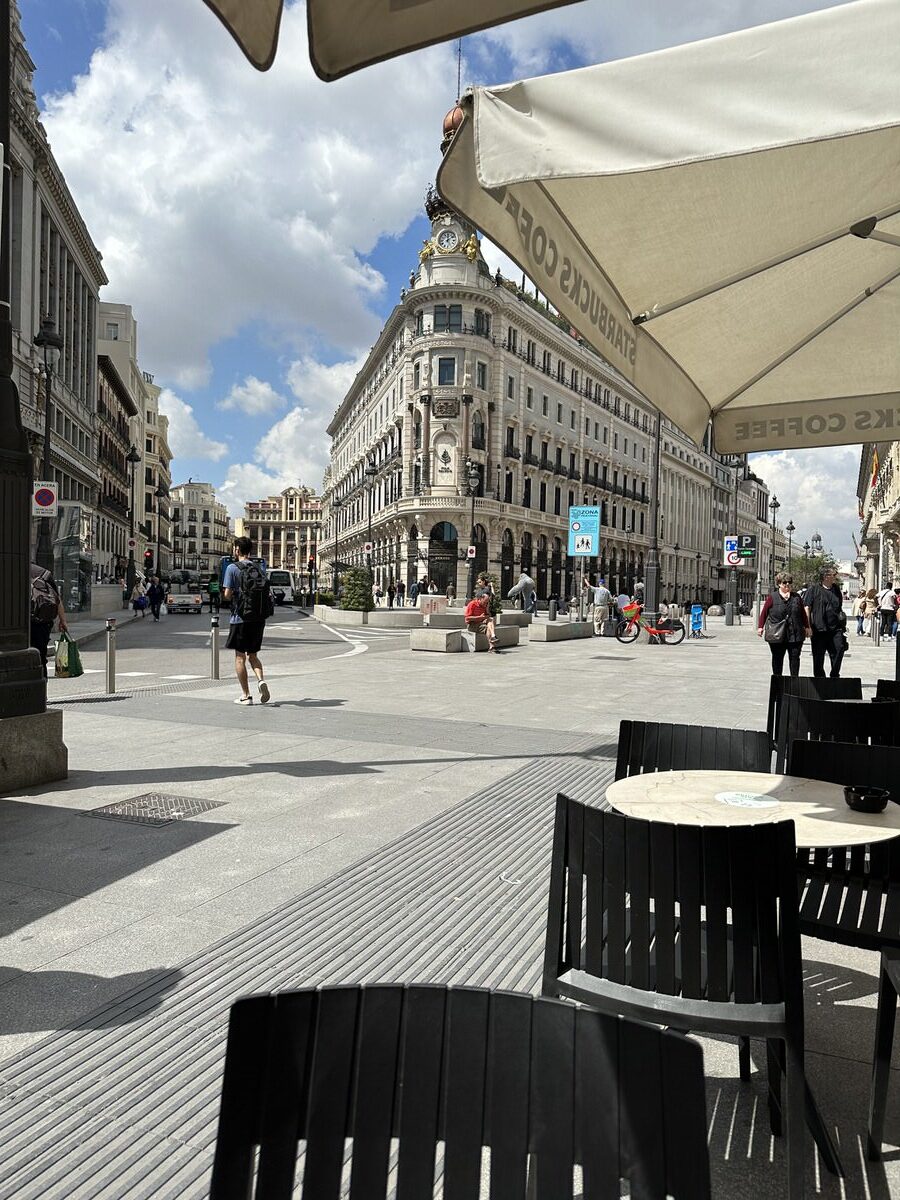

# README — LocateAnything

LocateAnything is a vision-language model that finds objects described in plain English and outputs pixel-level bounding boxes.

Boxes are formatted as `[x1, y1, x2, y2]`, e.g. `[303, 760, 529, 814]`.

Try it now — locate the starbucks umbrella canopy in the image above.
[202, 0, 583, 79]
[438, 0, 900, 454]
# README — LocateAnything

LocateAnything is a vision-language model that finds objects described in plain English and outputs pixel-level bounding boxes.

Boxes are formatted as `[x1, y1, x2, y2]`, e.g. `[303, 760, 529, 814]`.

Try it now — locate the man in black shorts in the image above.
[222, 536, 271, 706]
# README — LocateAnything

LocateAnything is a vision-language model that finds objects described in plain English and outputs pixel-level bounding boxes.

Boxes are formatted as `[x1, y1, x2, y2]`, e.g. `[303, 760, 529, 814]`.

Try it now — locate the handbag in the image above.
[54, 631, 84, 678]
[159, 603, 168, 616]
[763, 616, 788, 644]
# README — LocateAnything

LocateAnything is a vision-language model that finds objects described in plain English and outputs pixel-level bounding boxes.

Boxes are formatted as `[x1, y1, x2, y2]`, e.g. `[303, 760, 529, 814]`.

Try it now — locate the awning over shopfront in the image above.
[202, 0, 583, 78]
[438, 0, 900, 454]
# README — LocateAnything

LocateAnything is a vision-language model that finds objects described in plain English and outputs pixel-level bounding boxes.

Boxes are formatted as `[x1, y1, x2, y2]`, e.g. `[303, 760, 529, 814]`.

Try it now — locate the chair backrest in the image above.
[210, 983, 711, 1200]
[767, 675, 862, 742]
[779, 696, 900, 772]
[876, 679, 900, 700]
[544, 796, 802, 1014]
[615, 719, 772, 780]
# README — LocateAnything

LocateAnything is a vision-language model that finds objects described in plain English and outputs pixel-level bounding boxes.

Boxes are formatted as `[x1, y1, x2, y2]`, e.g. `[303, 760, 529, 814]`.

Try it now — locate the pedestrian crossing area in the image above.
[50, 669, 207, 681]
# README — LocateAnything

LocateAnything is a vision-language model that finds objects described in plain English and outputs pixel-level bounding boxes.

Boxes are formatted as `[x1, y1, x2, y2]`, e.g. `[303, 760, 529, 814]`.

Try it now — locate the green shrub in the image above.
[316, 590, 335, 607]
[341, 567, 375, 611]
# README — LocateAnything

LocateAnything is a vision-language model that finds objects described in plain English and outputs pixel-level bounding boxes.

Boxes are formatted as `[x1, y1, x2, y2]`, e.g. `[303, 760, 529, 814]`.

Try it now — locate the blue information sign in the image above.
[690, 604, 703, 632]
[567, 506, 601, 556]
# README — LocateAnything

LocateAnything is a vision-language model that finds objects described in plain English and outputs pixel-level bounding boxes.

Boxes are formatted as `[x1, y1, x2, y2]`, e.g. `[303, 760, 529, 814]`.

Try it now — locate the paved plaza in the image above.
[2, 613, 900, 1196]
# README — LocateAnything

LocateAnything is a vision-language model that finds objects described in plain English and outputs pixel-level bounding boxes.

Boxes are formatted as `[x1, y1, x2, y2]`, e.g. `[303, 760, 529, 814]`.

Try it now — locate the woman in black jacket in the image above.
[757, 572, 810, 676]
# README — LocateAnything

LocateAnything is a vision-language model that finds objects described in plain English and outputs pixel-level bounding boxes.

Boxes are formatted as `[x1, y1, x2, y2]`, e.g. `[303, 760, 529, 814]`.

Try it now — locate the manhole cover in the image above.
[87, 793, 225, 827]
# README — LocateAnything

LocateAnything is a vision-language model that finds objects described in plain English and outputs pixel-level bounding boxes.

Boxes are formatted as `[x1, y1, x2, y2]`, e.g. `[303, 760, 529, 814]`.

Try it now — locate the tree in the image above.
[341, 566, 374, 611]
[785, 547, 840, 586]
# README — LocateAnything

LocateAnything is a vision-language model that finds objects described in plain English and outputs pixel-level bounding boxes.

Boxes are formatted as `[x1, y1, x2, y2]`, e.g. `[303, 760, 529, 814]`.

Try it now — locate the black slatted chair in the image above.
[789, 741, 900, 952]
[876, 679, 900, 700]
[776, 695, 898, 773]
[543, 797, 842, 1198]
[615, 718, 772, 780]
[868, 948, 900, 1160]
[210, 982, 711, 1200]
[767, 675, 862, 749]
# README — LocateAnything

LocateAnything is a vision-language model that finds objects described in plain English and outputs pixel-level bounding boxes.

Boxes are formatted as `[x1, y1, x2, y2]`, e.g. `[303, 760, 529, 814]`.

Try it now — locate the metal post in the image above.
[34, 361, 53, 571]
[210, 614, 220, 679]
[643, 410, 662, 639]
[105, 617, 116, 694]
[468, 486, 476, 600]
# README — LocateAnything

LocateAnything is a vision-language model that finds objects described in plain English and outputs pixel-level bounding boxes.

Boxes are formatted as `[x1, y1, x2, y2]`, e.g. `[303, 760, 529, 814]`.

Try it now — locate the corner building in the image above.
[322, 185, 659, 601]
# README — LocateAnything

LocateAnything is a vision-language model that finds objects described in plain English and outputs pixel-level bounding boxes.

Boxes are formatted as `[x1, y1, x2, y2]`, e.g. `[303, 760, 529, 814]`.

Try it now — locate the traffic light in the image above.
[307, 557, 315, 573]
[143, 549, 154, 572]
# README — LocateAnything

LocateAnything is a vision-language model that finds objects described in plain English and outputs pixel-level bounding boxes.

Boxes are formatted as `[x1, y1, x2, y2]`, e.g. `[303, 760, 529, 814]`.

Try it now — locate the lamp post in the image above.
[331, 497, 342, 591]
[673, 542, 680, 605]
[464, 456, 481, 599]
[786, 520, 795, 574]
[365, 457, 377, 573]
[124, 445, 141, 592]
[32, 315, 64, 573]
[695, 550, 701, 605]
[154, 482, 168, 580]
[769, 494, 781, 585]
[643, 408, 663, 634]
[803, 540, 810, 583]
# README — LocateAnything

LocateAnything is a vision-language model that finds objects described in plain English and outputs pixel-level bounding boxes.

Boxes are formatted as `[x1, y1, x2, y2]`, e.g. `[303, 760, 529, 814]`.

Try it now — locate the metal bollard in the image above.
[105, 617, 116, 694]
[548, 600, 557, 621]
[210, 614, 220, 679]
[872, 613, 881, 646]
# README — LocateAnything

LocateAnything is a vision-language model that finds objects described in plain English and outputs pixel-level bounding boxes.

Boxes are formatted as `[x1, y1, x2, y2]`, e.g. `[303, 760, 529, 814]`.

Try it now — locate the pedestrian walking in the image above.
[878, 584, 897, 639]
[29, 563, 67, 678]
[590, 577, 612, 635]
[118, 575, 128, 610]
[428, 580, 438, 595]
[387, 579, 396, 608]
[804, 565, 847, 678]
[446, 582, 456, 603]
[409, 579, 419, 607]
[146, 575, 166, 622]
[864, 587, 879, 635]
[852, 592, 867, 636]
[223, 536, 273, 706]
[372, 581, 382, 606]
[893, 588, 900, 639]
[131, 578, 147, 617]
[207, 573, 221, 613]
[396, 579, 405, 606]
[757, 572, 810, 676]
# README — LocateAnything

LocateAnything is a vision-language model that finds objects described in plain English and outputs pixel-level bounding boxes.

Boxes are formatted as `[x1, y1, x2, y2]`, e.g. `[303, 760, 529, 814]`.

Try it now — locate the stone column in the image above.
[404, 404, 415, 494]
[486, 401, 495, 497]
[420, 396, 432, 488]
[462, 393, 472, 454]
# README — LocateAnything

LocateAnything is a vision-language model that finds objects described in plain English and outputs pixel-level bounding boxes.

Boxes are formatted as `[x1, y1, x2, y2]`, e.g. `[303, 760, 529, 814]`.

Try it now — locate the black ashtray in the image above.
[844, 785, 891, 813]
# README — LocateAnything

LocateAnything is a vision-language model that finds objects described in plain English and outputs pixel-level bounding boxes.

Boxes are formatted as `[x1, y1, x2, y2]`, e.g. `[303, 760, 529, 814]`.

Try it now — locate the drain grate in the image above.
[86, 793, 225, 827]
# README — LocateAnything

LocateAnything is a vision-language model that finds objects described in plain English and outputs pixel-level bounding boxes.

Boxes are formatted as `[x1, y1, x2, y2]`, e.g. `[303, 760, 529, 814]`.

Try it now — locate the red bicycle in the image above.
[615, 601, 685, 645]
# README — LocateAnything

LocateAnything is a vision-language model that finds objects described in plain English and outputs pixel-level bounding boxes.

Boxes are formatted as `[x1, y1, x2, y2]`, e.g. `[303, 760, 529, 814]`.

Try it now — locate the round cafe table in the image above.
[606, 769, 900, 849]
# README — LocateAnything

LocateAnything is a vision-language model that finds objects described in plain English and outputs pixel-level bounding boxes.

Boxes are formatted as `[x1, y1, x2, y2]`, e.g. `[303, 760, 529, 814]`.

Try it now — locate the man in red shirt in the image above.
[464, 588, 499, 652]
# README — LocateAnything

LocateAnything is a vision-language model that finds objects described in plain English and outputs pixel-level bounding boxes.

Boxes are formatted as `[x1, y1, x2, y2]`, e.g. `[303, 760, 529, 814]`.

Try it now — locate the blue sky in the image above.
[19, 0, 860, 558]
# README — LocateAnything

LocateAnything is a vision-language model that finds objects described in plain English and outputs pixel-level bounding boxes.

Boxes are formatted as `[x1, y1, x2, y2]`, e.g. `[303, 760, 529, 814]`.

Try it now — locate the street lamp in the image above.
[154, 482, 168, 579]
[331, 497, 342, 590]
[464, 456, 481, 599]
[673, 542, 680, 605]
[786, 520, 795, 572]
[803, 540, 810, 582]
[769, 494, 781, 585]
[124, 444, 141, 591]
[365, 457, 377, 572]
[32, 315, 64, 573]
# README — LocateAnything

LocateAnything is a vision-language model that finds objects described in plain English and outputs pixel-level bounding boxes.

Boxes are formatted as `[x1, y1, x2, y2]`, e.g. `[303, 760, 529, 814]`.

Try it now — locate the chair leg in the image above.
[784, 1038, 807, 1200]
[868, 956, 899, 1161]
[767, 1039, 784, 1136]
[805, 1079, 843, 1177]
[739, 1036, 751, 1081]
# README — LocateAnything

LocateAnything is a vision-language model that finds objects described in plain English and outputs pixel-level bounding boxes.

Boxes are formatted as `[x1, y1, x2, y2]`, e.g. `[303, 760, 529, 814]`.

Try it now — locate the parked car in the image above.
[166, 585, 203, 614]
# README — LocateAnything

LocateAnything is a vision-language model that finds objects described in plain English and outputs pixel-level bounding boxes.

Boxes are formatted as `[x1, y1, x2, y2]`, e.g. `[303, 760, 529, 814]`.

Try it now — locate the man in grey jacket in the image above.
[508, 571, 536, 613]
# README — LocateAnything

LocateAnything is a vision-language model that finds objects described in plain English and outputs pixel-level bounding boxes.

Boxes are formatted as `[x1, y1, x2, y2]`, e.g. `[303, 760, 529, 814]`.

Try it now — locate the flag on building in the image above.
[872, 447, 880, 488]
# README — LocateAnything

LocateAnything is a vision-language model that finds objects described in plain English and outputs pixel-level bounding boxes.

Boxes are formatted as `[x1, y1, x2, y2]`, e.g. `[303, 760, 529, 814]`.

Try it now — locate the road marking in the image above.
[117, 671, 155, 676]
[165, 674, 206, 680]
[319, 624, 368, 659]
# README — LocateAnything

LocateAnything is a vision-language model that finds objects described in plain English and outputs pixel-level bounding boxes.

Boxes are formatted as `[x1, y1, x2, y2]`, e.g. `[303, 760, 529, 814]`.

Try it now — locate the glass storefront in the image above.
[50, 504, 94, 614]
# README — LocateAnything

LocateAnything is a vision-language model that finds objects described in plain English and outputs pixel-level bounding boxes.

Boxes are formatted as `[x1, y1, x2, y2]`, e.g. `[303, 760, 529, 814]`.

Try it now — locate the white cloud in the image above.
[750, 445, 861, 562]
[219, 376, 286, 416]
[157, 387, 228, 461]
[39, 0, 455, 386]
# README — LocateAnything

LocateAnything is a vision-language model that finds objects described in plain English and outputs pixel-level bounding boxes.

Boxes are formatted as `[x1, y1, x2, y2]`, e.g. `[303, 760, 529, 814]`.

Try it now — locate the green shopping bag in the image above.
[54, 632, 84, 679]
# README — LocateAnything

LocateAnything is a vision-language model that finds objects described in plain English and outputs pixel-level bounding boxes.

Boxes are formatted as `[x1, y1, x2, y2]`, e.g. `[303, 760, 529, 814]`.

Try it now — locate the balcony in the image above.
[554, 465, 567, 477]
[539, 457, 552, 471]
[523, 452, 540, 467]
[568, 468, 581, 481]
[504, 445, 521, 460]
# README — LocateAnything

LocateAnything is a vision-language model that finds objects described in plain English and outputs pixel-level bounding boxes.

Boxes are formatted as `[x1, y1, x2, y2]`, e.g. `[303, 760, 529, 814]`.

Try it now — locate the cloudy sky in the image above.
[21, 0, 860, 559]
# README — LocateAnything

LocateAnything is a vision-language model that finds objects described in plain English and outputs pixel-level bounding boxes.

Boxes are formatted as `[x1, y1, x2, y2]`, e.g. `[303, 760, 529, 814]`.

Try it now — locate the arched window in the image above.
[472, 411, 485, 450]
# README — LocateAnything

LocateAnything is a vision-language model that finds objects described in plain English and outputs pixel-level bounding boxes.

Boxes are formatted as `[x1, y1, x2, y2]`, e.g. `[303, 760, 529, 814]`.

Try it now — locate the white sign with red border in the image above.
[32, 481, 57, 517]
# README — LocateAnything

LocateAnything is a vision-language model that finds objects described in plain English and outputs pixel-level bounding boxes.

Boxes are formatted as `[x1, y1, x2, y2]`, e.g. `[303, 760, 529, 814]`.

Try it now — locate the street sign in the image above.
[723, 534, 756, 565]
[568, 505, 600, 556]
[128, 537, 136, 549]
[466, 545, 476, 559]
[364, 541, 373, 553]
[32, 481, 57, 517]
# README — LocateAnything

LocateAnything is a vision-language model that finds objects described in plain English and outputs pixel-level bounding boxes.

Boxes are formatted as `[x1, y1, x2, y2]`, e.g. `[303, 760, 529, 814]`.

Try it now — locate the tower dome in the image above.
[441, 103, 465, 153]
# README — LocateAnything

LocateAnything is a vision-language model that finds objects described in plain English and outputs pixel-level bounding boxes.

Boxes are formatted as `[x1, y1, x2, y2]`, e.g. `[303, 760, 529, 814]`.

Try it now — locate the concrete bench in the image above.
[427, 611, 532, 630]
[529, 621, 594, 642]
[410, 625, 520, 652]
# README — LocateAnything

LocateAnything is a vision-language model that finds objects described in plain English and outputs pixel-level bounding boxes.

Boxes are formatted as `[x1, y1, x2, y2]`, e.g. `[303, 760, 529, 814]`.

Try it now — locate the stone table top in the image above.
[606, 769, 900, 848]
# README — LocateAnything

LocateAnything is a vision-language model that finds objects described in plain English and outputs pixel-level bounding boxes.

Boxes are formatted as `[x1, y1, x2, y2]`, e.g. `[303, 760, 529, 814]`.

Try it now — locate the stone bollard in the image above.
[105, 617, 116, 694]
[549, 600, 557, 621]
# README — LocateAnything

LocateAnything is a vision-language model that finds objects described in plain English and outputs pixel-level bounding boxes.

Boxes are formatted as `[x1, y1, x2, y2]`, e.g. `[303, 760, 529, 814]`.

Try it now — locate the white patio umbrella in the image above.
[437, 0, 900, 454]
[202, 0, 583, 78]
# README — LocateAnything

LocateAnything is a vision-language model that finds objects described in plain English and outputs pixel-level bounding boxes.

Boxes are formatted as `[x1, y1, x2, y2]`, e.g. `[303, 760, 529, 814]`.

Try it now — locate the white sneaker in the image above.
[258, 681, 270, 704]
[234, 694, 253, 705]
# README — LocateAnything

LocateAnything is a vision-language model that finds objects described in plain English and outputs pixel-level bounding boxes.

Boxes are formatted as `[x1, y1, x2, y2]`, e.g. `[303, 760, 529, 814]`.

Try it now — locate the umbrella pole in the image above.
[643, 410, 663, 645]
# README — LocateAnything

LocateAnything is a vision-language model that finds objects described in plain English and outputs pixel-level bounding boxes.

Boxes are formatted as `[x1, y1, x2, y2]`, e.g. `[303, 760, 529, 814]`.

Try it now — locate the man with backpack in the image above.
[222, 537, 274, 706]
[30, 563, 67, 677]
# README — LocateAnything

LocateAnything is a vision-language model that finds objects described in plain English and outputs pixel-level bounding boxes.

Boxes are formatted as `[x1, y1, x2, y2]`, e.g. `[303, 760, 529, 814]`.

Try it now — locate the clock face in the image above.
[436, 228, 459, 253]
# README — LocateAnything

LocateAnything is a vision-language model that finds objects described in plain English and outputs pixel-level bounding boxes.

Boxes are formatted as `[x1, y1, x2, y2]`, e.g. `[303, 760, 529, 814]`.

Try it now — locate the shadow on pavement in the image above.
[0, 966, 183, 1035]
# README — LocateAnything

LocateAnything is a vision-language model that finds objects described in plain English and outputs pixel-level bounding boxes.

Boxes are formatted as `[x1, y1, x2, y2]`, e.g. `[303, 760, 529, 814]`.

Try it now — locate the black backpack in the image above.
[235, 561, 274, 620]
[31, 569, 59, 624]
